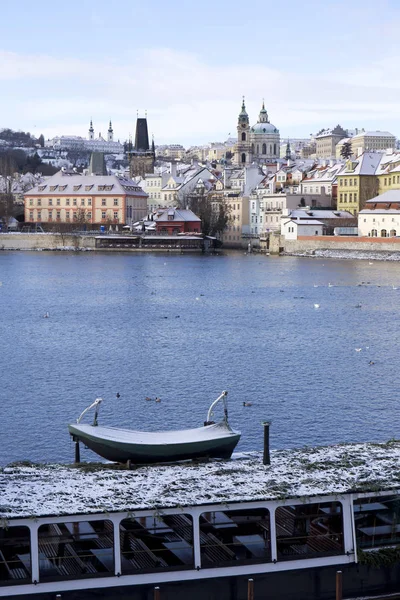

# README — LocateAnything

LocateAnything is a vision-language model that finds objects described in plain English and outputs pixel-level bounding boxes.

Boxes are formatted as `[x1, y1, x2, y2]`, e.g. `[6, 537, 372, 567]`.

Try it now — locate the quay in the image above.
[0, 233, 217, 253]
[2, 441, 400, 599]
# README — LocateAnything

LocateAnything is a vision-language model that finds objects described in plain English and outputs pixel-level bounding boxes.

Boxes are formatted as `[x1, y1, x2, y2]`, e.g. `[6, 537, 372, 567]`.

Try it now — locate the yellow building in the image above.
[336, 154, 381, 216]
[375, 152, 400, 195]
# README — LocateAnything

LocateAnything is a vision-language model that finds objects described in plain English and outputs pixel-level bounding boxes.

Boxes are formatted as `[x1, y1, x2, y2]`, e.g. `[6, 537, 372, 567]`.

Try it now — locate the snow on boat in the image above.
[68, 391, 241, 464]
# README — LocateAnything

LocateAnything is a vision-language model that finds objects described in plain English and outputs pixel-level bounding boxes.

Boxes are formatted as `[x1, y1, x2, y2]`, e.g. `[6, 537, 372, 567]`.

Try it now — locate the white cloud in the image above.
[0, 47, 399, 144]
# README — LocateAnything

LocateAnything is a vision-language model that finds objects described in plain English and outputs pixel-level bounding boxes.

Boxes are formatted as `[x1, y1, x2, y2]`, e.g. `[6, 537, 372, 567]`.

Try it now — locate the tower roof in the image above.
[134, 117, 150, 152]
[89, 119, 94, 132]
[88, 152, 107, 176]
[108, 120, 113, 132]
[239, 96, 248, 117]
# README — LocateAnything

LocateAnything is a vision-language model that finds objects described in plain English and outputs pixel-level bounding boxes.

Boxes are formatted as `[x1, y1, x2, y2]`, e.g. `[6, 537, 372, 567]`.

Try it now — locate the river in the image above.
[1, 250, 400, 465]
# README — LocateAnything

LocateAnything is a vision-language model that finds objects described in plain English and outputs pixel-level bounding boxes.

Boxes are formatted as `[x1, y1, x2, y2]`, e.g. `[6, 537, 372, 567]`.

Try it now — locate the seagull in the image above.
[145, 396, 152, 401]
[328, 283, 334, 288]
[116, 393, 121, 399]
[393, 286, 398, 290]
[43, 312, 50, 318]
[314, 303, 320, 309]
[355, 348, 362, 352]
[313, 284, 318, 288]
[355, 303, 362, 308]
[243, 401, 253, 407]
[369, 360, 375, 365]
[155, 397, 161, 403]
[369, 262, 373, 265]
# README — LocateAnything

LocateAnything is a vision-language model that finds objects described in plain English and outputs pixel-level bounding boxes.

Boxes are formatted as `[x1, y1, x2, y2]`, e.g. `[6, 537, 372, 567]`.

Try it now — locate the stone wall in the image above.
[0, 234, 96, 251]
[284, 235, 400, 254]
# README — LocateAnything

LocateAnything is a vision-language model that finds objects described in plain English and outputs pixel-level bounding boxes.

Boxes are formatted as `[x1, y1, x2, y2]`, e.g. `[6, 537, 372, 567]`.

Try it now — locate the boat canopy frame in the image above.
[75, 391, 229, 428]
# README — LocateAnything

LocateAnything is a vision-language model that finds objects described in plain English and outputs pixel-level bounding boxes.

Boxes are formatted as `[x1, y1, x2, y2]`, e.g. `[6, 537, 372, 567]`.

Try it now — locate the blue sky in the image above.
[1, 0, 399, 145]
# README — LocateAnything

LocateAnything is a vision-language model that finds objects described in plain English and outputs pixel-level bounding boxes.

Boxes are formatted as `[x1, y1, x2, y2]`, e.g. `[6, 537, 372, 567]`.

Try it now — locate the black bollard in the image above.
[74, 440, 80, 464]
[262, 421, 271, 465]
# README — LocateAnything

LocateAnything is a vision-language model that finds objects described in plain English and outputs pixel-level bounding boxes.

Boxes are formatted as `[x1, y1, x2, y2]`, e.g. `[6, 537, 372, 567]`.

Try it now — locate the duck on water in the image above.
[68, 391, 241, 464]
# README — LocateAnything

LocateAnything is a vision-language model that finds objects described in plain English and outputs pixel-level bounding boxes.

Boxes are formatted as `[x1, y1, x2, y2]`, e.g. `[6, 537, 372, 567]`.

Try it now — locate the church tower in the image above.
[108, 120, 113, 142]
[235, 98, 252, 166]
[259, 100, 269, 123]
[89, 119, 94, 140]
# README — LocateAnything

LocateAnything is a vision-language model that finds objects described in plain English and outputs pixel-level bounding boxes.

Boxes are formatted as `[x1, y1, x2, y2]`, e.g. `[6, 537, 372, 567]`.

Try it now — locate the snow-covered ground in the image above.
[285, 249, 400, 261]
[1, 441, 400, 519]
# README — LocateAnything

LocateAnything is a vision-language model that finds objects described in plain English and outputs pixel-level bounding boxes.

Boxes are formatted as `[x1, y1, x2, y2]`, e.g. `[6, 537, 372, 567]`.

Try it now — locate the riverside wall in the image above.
[282, 236, 400, 255]
[0, 233, 96, 251]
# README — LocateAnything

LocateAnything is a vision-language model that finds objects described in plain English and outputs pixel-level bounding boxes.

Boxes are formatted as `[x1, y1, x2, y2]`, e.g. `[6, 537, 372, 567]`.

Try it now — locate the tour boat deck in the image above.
[2, 440, 400, 519]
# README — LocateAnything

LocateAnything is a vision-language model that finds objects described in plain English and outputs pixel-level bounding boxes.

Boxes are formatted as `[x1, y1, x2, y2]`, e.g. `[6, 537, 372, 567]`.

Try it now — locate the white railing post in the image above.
[269, 505, 277, 563]
[29, 523, 39, 584]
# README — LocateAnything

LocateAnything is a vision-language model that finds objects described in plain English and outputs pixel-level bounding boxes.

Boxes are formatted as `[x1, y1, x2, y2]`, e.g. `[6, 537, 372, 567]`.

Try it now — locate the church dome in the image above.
[251, 122, 279, 134]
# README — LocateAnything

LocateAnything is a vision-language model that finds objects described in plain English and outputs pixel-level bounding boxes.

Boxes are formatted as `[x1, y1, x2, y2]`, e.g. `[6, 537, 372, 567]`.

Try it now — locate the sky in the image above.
[1, 0, 399, 146]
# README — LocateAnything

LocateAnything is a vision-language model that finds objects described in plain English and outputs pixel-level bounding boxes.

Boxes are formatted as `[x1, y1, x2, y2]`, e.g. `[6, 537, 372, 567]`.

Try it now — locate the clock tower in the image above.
[235, 97, 252, 166]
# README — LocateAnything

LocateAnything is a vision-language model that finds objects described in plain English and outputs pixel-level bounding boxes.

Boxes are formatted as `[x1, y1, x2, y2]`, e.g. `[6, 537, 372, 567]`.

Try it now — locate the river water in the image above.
[1, 250, 400, 466]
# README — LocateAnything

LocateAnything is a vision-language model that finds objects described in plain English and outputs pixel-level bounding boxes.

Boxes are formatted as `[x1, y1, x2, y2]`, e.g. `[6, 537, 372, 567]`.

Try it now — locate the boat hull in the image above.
[68, 424, 241, 464]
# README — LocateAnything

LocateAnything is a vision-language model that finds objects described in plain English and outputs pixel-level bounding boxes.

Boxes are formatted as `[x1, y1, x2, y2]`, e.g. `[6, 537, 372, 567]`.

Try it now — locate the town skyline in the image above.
[2, 0, 400, 144]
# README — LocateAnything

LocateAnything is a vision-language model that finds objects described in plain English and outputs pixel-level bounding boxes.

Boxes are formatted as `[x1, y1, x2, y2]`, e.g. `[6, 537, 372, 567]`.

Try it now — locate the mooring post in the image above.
[74, 440, 80, 464]
[262, 421, 271, 465]
[247, 578, 254, 600]
[336, 570, 342, 600]
[154, 586, 160, 600]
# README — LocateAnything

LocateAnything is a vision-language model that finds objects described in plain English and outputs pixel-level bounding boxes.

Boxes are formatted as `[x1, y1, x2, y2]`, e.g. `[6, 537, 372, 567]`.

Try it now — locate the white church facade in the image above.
[234, 99, 280, 165]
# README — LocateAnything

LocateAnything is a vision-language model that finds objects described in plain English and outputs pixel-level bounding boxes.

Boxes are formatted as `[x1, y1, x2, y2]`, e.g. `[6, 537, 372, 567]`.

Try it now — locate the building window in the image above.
[0, 525, 31, 584]
[29, 199, 33, 206]
[37, 211, 41, 220]
[57, 199, 60, 206]
[73, 199, 77, 206]
[37, 199, 41, 206]
[57, 211, 61, 220]
[81, 199, 85, 206]
[354, 193, 357, 201]
[241, 153, 246, 164]
[48, 199, 53, 206]
[241, 132, 246, 141]
[354, 496, 400, 549]
[344, 179, 347, 186]
[276, 502, 344, 560]
[113, 199, 118, 206]
[88, 199, 92, 206]
[102, 211, 106, 219]
[113, 211, 118, 220]
[384, 178, 387, 186]
[66, 199, 70, 206]
[102, 199, 106, 206]
[344, 193, 347, 201]
[87, 212, 92, 220]
[38, 520, 114, 581]
[66, 212, 70, 220]
[29, 211, 34, 220]
[349, 193, 352, 201]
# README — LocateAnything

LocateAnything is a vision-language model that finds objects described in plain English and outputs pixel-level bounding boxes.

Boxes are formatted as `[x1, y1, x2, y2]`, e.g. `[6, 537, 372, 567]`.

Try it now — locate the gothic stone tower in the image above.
[234, 98, 253, 166]
[89, 119, 94, 141]
[129, 116, 155, 178]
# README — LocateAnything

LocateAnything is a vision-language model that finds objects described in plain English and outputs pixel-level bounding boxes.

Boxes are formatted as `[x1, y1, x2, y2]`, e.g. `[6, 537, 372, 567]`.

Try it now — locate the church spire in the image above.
[259, 100, 269, 123]
[285, 139, 291, 161]
[89, 118, 94, 140]
[108, 119, 114, 142]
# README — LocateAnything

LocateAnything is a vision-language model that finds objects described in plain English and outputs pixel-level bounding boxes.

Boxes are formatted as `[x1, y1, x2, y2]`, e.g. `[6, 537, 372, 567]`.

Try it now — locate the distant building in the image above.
[234, 99, 280, 165]
[155, 208, 201, 235]
[336, 153, 382, 216]
[281, 208, 355, 239]
[129, 117, 155, 178]
[358, 190, 400, 237]
[24, 168, 147, 227]
[45, 120, 123, 154]
[315, 125, 348, 159]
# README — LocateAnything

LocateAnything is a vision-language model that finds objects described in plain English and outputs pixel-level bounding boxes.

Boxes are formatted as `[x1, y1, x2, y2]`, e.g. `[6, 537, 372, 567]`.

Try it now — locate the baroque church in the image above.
[234, 98, 280, 165]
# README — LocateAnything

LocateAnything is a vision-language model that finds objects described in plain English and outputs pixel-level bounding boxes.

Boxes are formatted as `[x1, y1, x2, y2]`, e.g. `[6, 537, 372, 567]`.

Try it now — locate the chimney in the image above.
[170, 162, 177, 178]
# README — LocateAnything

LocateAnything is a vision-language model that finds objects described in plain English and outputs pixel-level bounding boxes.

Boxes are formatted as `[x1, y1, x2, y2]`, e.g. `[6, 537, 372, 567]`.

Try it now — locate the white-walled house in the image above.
[282, 219, 324, 239]
[358, 190, 400, 237]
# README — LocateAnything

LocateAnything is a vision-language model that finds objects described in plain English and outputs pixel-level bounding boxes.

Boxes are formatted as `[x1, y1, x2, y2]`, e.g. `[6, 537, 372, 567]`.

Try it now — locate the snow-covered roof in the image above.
[353, 131, 395, 139]
[24, 172, 148, 197]
[361, 190, 400, 207]
[2, 441, 400, 519]
[291, 219, 324, 226]
[157, 208, 201, 223]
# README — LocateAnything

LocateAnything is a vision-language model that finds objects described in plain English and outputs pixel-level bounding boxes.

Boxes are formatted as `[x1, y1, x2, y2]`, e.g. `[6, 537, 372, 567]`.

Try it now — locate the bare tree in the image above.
[179, 187, 231, 236]
[0, 155, 17, 230]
